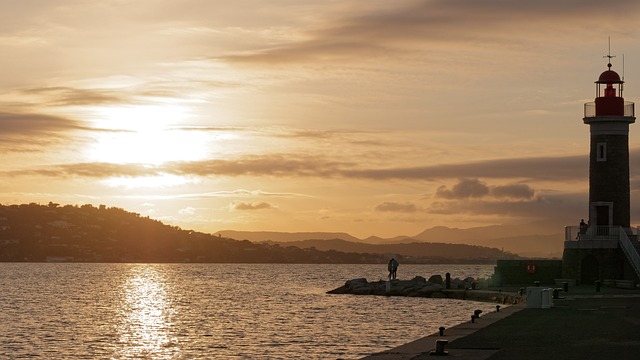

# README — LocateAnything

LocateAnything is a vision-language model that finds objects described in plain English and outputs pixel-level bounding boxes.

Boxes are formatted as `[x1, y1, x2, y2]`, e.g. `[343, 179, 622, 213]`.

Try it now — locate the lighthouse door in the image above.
[595, 205, 610, 236]
[581, 255, 599, 285]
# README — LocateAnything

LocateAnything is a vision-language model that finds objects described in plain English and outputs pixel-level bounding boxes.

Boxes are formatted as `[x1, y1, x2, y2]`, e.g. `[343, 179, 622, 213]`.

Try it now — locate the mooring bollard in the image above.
[439, 326, 445, 336]
[471, 314, 477, 323]
[430, 339, 449, 356]
[496, 305, 501, 312]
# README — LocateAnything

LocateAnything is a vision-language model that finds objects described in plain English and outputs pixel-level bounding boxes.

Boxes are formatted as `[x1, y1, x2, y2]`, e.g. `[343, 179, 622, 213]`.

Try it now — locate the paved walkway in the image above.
[361, 286, 640, 360]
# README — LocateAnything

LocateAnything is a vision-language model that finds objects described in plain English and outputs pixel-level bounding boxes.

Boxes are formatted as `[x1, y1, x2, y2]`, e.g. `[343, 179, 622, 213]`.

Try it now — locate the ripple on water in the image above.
[0, 263, 497, 359]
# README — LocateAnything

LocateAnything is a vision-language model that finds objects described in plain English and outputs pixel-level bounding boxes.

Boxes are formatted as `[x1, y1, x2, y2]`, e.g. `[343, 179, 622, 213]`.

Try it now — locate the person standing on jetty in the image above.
[392, 258, 399, 279]
[388, 258, 399, 280]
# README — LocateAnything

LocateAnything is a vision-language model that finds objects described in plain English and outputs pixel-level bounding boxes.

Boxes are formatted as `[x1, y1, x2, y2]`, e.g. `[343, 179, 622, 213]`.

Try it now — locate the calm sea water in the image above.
[0, 263, 496, 359]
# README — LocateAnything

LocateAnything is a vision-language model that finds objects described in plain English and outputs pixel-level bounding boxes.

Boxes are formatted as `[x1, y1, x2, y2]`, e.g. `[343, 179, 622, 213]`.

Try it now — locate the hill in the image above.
[0, 203, 385, 263]
[260, 238, 519, 262]
[215, 230, 362, 243]
[222, 222, 566, 258]
[0, 203, 509, 263]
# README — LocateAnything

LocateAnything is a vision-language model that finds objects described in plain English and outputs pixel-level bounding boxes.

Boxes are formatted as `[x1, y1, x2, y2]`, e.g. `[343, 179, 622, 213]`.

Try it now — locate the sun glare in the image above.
[88, 104, 210, 165]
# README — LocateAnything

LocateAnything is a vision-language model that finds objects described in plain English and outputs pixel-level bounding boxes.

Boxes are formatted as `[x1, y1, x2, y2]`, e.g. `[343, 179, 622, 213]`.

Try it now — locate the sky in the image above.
[1, 0, 640, 239]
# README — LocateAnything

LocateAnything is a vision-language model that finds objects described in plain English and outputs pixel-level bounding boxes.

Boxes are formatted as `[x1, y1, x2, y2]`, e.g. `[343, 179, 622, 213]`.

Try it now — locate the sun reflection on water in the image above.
[116, 265, 180, 359]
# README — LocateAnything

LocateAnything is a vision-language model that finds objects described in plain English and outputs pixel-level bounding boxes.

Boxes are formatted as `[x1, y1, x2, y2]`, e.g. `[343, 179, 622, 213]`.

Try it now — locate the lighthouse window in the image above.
[597, 143, 607, 162]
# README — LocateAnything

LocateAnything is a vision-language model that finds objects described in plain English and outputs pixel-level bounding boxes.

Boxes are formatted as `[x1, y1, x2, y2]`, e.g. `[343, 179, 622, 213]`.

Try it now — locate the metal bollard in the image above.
[430, 339, 449, 356]
[471, 314, 477, 323]
[439, 326, 445, 336]
[496, 305, 501, 312]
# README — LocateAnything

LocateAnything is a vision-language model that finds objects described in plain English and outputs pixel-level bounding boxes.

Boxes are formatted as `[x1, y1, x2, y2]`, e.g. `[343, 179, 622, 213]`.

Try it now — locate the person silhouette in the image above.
[391, 258, 399, 280]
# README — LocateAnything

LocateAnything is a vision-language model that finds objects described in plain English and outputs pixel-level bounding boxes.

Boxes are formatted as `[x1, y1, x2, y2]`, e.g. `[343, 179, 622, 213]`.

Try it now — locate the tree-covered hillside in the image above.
[0, 203, 511, 264]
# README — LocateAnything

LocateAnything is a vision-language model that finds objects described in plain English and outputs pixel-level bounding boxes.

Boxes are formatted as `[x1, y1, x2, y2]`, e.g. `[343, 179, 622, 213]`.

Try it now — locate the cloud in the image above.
[179, 207, 196, 215]
[436, 178, 489, 199]
[7, 162, 159, 178]
[492, 183, 535, 199]
[436, 179, 536, 200]
[230, 201, 274, 211]
[223, 0, 640, 65]
[375, 201, 418, 213]
[0, 111, 86, 135]
[20, 87, 127, 107]
[3, 150, 596, 182]
[428, 191, 586, 223]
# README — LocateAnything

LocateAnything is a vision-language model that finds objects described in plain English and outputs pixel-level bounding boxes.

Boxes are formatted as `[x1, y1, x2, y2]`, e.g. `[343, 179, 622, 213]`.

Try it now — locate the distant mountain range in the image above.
[217, 220, 567, 258]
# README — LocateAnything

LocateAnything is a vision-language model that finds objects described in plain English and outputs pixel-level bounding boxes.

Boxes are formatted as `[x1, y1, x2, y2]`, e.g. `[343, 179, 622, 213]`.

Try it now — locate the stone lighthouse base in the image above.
[562, 247, 639, 286]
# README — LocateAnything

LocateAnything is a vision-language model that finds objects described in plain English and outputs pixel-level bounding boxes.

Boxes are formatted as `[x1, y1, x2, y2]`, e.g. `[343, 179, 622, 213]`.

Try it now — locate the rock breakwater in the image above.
[327, 276, 522, 304]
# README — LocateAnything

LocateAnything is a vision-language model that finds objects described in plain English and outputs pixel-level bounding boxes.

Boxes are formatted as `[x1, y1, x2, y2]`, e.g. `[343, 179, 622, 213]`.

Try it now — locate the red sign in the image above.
[526, 262, 536, 274]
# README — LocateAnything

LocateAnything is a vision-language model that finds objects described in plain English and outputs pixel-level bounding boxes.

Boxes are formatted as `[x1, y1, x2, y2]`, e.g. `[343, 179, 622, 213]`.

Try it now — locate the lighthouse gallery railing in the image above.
[584, 101, 635, 118]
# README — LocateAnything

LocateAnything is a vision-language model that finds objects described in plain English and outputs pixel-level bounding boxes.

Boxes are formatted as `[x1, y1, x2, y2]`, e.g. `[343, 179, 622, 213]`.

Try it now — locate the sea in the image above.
[0, 263, 497, 359]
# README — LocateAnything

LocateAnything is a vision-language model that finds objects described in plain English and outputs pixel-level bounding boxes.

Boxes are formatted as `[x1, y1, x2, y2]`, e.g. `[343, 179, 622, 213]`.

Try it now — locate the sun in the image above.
[87, 104, 209, 165]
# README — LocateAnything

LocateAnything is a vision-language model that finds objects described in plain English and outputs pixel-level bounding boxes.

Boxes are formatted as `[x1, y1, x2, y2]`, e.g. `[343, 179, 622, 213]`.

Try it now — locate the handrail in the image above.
[618, 229, 640, 280]
[565, 225, 622, 241]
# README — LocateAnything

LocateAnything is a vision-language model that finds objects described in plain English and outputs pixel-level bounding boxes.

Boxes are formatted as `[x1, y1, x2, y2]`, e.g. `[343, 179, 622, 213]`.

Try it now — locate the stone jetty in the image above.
[327, 275, 522, 304]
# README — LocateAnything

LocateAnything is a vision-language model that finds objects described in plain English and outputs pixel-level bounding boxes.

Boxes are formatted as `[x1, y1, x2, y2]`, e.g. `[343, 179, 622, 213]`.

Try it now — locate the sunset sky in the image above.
[1, 0, 640, 239]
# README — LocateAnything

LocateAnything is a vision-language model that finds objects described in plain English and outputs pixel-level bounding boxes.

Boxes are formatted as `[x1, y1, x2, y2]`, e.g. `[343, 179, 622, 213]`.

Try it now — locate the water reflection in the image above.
[116, 265, 179, 359]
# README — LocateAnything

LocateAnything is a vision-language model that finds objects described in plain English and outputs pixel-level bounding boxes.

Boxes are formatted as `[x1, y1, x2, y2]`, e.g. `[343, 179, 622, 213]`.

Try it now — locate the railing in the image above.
[619, 230, 640, 280]
[584, 101, 635, 118]
[565, 225, 624, 241]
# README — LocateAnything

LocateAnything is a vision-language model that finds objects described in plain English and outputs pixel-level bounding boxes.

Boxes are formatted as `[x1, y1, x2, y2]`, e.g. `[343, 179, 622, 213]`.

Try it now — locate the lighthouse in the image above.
[584, 60, 635, 231]
[562, 55, 640, 285]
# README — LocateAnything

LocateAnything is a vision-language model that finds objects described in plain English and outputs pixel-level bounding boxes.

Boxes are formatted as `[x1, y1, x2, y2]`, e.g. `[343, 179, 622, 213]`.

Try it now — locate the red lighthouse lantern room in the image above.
[594, 63, 624, 116]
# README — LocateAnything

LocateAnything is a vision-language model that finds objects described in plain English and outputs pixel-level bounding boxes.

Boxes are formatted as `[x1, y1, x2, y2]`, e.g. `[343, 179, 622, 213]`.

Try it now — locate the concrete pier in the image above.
[361, 286, 640, 359]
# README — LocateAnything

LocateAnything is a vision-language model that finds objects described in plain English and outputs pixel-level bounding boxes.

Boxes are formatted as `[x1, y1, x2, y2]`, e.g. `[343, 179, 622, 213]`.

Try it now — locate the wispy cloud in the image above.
[0, 111, 86, 135]
[3, 150, 601, 182]
[223, 0, 640, 65]
[19, 87, 127, 107]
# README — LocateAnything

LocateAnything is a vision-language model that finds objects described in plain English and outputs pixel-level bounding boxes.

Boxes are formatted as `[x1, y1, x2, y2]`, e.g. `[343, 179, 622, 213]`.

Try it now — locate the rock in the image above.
[346, 278, 368, 287]
[463, 277, 476, 289]
[417, 284, 443, 296]
[327, 276, 523, 304]
[353, 286, 372, 295]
